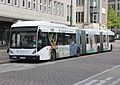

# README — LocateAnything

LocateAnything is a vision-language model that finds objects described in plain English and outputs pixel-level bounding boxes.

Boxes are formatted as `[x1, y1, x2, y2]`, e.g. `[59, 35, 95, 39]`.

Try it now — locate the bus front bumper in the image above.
[9, 55, 39, 60]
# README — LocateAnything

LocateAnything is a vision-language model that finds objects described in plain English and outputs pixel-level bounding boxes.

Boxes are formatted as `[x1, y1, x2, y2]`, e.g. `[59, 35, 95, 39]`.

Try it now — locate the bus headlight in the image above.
[9, 50, 14, 54]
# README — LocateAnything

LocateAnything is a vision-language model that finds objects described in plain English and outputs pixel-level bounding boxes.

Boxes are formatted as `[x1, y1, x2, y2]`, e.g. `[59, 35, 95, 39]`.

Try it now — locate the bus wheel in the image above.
[51, 50, 56, 61]
[97, 46, 100, 53]
[76, 48, 80, 57]
[110, 45, 113, 51]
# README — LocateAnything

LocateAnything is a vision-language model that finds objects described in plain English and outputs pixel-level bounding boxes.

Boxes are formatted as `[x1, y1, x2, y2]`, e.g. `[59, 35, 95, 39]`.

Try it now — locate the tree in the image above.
[107, 6, 120, 29]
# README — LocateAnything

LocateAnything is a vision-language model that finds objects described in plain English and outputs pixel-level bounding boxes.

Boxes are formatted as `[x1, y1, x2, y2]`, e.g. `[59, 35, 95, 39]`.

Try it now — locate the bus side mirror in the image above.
[7, 48, 9, 53]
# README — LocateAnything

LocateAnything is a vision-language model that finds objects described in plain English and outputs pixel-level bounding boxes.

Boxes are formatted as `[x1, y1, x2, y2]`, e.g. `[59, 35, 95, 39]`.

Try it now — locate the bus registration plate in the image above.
[20, 57, 26, 59]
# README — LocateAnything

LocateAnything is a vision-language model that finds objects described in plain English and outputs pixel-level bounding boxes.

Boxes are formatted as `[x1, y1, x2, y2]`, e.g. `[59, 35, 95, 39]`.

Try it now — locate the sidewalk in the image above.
[0, 46, 10, 64]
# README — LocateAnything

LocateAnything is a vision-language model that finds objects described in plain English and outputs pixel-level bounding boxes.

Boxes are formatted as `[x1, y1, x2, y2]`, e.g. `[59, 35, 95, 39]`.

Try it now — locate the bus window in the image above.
[109, 35, 115, 42]
[70, 34, 76, 45]
[38, 32, 48, 47]
[57, 33, 63, 45]
[94, 35, 100, 43]
[86, 34, 89, 44]
[48, 33, 57, 46]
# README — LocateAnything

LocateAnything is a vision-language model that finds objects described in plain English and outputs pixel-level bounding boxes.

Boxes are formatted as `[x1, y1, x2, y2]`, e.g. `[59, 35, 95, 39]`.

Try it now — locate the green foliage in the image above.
[107, 6, 120, 29]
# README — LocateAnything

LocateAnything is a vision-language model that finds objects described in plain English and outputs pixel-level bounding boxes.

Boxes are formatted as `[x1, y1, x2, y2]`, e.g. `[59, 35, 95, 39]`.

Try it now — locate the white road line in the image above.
[105, 77, 113, 81]
[84, 80, 98, 85]
[0, 50, 6, 52]
[96, 80, 106, 85]
[74, 65, 120, 85]
[0, 63, 38, 74]
[110, 78, 120, 85]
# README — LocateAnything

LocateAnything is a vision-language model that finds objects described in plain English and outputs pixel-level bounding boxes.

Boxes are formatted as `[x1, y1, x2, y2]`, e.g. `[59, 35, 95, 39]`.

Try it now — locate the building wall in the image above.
[76, 0, 108, 30]
[0, 0, 77, 25]
[0, 0, 108, 46]
[0, 0, 108, 28]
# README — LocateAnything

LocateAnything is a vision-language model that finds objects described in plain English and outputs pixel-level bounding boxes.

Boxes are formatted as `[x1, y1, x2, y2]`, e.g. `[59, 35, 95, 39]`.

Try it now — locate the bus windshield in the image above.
[10, 27, 37, 48]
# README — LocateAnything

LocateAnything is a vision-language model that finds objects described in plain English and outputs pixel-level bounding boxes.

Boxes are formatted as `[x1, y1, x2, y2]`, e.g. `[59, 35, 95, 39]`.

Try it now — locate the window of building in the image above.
[112, 4, 115, 10]
[6, 0, 12, 5]
[118, 3, 120, 10]
[117, 12, 120, 16]
[57, 2, 60, 15]
[60, 3, 64, 16]
[43, 0, 47, 12]
[13, 0, 18, 6]
[39, 0, 43, 11]
[76, 0, 84, 6]
[67, 5, 70, 21]
[54, 1, 57, 15]
[90, 13, 98, 23]
[76, 12, 80, 22]
[48, 0, 52, 13]
[0, 0, 5, 3]
[76, 12, 84, 23]
[27, 0, 32, 9]
[22, 0, 26, 8]
[33, 0, 37, 10]
[90, 0, 98, 8]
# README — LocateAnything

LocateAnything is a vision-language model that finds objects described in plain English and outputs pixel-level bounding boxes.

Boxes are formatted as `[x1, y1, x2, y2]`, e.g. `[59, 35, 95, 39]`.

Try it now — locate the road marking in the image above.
[0, 50, 6, 52]
[84, 80, 98, 85]
[0, 63, 38, 74]
[110, 78, 120, 85]
[74, 65, 120, 85]
[82, 77, 113, 85]
[105, 77, 113, 81]
[96, 80, 106, 85]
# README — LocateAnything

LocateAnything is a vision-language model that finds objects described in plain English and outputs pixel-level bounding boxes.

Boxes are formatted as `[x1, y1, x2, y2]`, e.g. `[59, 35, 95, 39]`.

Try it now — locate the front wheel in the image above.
[50, 50, 56, 61]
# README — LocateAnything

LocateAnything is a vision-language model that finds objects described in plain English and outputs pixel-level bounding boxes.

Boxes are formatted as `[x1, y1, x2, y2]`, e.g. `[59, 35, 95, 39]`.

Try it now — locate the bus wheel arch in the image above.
[50, 49, 56, 60]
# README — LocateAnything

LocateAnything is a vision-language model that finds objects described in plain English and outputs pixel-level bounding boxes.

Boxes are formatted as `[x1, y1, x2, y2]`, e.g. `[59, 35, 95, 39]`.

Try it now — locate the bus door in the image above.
[70, 34, 76, 56]
[100, 32, 103, 52]
[81, 31, 86, 54]
[86, 33, 95, 53]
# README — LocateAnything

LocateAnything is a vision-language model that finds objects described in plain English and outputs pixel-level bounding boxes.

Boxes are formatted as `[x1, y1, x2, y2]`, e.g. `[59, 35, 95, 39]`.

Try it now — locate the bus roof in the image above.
[11, 21, 68, 28]
[11, 21, 114, 35]
[11, 21, 80, 33]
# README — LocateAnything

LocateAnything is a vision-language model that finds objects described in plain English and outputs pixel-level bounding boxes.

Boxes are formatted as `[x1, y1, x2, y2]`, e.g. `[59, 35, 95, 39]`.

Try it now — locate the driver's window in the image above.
[37, 30, 42, 46]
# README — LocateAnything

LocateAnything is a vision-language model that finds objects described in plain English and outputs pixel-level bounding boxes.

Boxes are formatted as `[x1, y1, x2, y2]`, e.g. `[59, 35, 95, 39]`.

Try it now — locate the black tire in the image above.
[97, 46, 100, 53]
[110, 45, 113, 51]
[51, 50, 56, 61]
[76, 48, 80, 57]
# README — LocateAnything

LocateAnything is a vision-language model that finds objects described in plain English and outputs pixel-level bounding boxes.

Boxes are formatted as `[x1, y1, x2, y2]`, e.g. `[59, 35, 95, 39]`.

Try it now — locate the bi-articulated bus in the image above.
[9, 21, 114, 61]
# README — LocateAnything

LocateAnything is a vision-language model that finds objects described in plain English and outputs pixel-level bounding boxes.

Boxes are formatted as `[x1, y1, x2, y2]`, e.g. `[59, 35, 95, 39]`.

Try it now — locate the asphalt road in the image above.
[0, 40, 120, 85]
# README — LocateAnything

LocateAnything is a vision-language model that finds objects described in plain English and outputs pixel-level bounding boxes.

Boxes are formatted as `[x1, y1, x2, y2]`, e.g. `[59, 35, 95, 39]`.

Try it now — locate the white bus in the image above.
[8, 21, 114, 61]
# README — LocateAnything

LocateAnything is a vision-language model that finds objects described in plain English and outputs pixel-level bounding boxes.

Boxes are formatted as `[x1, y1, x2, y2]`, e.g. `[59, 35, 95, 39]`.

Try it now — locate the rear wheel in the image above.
[50, 50, 56, 61]
[97, 46, 100, 53]
[76, 48, 80, 57]
[110, 45, 113, 51]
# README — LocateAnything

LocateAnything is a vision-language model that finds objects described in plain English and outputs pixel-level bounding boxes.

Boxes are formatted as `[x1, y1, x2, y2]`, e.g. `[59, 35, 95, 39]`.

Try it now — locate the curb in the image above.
[0, 61, 10, 64]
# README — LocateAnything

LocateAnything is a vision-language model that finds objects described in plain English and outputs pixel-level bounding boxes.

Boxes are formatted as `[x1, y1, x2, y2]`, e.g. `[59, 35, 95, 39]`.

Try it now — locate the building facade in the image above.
[108, 0, 120, 16]
[0, 0, 108, 46]
[76, 0, 108, 30]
